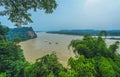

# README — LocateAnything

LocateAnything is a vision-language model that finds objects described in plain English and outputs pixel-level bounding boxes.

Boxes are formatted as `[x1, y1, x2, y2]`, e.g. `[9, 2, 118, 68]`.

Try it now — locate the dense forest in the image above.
[47, 30, 120, 36]
[0, 24, 120, 77]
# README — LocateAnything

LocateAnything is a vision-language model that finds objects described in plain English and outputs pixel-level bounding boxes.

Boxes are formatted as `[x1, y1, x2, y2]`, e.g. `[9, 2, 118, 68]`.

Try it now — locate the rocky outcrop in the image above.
[6, 27, 37, 41]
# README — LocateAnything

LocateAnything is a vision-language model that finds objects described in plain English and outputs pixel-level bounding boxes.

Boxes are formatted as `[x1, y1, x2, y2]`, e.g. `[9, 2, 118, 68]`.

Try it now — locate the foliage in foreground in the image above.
[0, 24, 120, 77]
[69, 35, 120, 77]
[24, 54, 65, 77]
[0, 0, 57, 26]
[0, 25, 27, 77]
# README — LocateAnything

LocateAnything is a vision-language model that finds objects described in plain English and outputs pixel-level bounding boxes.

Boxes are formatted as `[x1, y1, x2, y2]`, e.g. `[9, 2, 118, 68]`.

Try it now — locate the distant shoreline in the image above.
[46, 29, 120, 36]
[46, 32, 120, 40]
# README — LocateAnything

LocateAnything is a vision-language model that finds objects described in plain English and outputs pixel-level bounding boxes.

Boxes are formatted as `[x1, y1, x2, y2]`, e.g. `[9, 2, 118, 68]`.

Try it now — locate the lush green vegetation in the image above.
[0, 24, 9, 37]
[0, 24, 120, 77]
[69, 34, 120, 77]
[0, 24, 27, 77]
[24, 54, 66, 77]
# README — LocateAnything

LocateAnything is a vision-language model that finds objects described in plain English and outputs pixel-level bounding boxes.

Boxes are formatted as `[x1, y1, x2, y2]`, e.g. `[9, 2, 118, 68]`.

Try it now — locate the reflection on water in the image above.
[20, 32, 120, 66]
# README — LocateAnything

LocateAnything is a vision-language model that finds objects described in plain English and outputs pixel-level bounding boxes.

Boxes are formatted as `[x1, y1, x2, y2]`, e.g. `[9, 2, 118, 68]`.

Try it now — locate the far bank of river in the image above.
[20, 32, 120, 66]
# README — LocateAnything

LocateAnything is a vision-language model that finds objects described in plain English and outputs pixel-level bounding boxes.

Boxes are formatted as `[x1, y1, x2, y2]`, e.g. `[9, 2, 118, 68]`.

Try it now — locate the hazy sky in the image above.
[0, 0, 120, 31]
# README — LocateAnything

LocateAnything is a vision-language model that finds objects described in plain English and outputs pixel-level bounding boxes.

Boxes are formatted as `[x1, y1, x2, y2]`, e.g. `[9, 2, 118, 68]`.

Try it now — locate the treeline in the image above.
[6, 27, 37, 41]
[47, 30, 120, 36]
[0, 24, 120, 77]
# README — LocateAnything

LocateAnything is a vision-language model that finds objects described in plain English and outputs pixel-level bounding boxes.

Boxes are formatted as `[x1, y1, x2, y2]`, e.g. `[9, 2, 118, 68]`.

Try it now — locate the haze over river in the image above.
[20, 32, 120, 66]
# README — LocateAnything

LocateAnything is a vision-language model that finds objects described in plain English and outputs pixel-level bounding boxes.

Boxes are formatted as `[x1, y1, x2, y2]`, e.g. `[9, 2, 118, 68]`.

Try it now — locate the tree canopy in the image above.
[0, 23, 9, 36]
[0, 0, 57, 26]
[69, 35, 120, 77]
[69, 35, 118, 58]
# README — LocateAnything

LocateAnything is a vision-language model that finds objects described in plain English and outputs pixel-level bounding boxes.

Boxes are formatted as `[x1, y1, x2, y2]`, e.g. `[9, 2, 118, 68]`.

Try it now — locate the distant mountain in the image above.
[47, 30, 120, 36]
[6, 27, 37, 41]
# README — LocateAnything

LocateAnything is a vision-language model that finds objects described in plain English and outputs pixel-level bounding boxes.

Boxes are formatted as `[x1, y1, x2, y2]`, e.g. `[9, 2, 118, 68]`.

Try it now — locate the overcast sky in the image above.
[0, 0, 120, 31]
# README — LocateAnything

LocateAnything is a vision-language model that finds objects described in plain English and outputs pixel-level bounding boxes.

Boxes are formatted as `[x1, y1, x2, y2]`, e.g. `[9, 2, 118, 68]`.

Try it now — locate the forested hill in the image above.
[6, 27, 37, 41]
[47, 30, 120, 36]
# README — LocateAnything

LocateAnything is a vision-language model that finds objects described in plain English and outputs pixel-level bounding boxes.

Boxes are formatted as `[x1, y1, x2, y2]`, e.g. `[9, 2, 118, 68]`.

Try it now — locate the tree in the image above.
[0, 0, 57, 26]
[13, 37, 22, 44]
[98, 30, 107, 39]
[108, 58, 120, 77]
[0, 24, 26, 77]
[68, 55, 96, 77]
[0, 24, 9, 36]
[24, 54, 65, 77]
[69, 34, 120, 77]
[0, 40, 26, 77]
[94, 56, 115, 77]
[69, 35, 113, 58]
[109, 41, 119, 53]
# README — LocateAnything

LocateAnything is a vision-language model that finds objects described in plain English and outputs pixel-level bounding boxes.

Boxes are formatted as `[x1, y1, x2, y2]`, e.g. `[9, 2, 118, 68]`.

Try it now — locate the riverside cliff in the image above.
[6, 27, 37, 41]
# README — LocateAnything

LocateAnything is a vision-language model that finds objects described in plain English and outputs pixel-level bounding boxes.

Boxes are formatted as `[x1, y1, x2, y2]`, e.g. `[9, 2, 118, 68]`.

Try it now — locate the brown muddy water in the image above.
[20, 32, 120, 66]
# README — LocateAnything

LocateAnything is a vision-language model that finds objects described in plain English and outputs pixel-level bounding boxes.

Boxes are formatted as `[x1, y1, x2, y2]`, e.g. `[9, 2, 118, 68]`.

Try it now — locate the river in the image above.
[20, 32, 120, 66]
